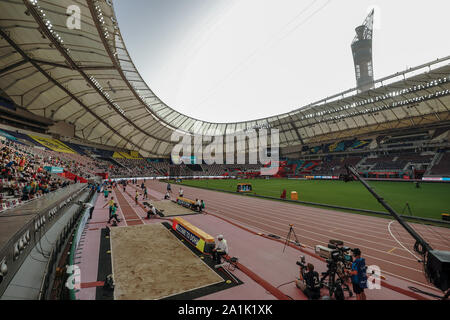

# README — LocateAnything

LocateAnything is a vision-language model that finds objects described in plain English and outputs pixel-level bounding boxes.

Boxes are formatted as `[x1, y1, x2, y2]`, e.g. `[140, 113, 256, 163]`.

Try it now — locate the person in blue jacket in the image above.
[350, 248, 368, 300]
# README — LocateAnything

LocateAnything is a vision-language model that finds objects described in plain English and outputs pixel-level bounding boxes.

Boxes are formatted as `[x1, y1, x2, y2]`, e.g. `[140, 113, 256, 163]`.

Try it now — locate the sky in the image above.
[114, 0, 450, 123]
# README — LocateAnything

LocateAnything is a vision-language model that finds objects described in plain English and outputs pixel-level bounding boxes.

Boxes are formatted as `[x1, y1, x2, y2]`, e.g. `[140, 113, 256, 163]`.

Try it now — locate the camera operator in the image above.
[349, 248, 367, 300]
[296, 262, 321, 300]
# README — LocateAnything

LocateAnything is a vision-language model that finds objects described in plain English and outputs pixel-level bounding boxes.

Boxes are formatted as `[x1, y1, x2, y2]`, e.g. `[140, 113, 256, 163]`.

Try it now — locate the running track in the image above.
[142, 180, 450, 292]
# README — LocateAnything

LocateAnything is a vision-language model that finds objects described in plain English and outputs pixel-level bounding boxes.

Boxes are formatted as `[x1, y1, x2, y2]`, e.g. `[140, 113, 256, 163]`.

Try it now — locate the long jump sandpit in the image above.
[152, 200, 196, 217]
[110, 223, 224, 300]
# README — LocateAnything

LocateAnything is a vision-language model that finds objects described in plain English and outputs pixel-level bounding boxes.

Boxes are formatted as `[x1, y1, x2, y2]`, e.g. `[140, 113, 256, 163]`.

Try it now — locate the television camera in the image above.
[315, 240, 354, 300]
[296, 256, 308, 283]
[296, 246, 353, 300]
[295, 256, 322, 300]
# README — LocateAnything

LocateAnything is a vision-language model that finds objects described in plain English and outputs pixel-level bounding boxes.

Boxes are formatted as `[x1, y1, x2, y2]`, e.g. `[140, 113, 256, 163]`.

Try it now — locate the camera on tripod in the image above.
[315, 240, 353, 268]
[316, 240, 355, 300]
[327, 241, 354, 269]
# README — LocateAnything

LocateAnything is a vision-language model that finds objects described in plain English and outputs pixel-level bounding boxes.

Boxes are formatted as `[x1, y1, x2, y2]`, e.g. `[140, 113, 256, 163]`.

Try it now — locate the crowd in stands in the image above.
[429, 152, 450, 176]
[101, 152, 449, 179]
[1, 125, 449, 190]
[7, 142, 102, 180]
[113, 158, 160, 177]
[0, 140, 74, 212]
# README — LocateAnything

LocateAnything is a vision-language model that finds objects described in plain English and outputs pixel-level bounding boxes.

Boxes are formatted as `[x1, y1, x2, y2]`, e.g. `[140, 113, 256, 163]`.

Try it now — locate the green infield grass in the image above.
[175, 178, 450, 220]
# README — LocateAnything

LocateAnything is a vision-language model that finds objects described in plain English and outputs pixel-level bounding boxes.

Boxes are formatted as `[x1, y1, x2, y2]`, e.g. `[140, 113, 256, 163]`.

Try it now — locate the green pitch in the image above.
[176, 179, 450, 220]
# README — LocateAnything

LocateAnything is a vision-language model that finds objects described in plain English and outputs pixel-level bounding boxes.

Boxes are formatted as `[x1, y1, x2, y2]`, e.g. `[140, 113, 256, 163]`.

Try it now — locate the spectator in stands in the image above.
[349, 248, 367, 300]
[296, 263, 321, 300]
[42, 183, 49, 194]
[212, 235, 228, 267]
[30, 180, 38, 196]
[21, 183, 31, 201]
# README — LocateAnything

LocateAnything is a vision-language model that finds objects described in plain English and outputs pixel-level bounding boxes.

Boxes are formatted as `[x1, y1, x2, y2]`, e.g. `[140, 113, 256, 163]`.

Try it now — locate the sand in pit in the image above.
[110, 223, 223, 300]
[152, 200, 196, 216]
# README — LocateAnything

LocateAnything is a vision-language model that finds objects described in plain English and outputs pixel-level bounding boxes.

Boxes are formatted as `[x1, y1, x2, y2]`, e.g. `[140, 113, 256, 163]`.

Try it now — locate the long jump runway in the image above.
[144, 180, 450, 292]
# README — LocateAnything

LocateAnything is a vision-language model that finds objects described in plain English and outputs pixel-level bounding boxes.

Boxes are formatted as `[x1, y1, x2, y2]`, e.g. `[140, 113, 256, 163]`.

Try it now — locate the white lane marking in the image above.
[388, 220, 421, 261]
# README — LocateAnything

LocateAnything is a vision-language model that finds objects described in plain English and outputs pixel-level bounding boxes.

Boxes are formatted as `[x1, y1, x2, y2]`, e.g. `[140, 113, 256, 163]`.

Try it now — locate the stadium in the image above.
[0, 0, 449, 306]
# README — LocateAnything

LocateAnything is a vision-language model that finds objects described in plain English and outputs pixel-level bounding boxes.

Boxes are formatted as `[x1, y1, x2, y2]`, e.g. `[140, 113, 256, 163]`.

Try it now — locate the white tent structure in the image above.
[0, 0, 449, 157]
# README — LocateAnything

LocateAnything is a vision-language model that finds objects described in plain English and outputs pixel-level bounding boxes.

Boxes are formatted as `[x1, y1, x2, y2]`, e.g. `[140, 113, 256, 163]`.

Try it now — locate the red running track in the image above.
[143, 180, 450, 293]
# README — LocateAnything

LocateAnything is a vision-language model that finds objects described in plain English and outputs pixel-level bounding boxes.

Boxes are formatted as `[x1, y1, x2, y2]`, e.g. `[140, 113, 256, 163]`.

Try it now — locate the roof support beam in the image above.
[33, 58, 115, 71]
[87, 1, 181, 134]
[32, 59, 73, 70]
[22, 1, 174, 148]
[0, 26, 144, 153]
[0, 59, 28, 75]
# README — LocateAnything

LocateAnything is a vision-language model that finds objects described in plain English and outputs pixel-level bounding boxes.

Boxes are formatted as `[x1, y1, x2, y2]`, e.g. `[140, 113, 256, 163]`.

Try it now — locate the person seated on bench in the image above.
[179, 188, 184, 197]
[164, 191, 170, 200]
[146, 204, 157, 219]
[213, 234, 228, 268]
[196, 199, 202, 212]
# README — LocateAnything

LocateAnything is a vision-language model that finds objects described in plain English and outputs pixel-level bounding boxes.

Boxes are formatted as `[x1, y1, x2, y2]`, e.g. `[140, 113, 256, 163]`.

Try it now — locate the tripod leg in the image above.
[320, 271, 330, 289]
[337, 273, 353, 297]
[283, 228, 292, 252]
[408, 204, 413, 216]
[291, 227, 301, 246]
[329, 273, 337, 298]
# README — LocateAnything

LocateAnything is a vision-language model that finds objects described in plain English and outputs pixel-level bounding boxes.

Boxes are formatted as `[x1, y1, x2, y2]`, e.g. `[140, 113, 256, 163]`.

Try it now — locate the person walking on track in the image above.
[103, 196, 115, 219]
[143, 186, 148, 200]
[108, 203, 121, 225]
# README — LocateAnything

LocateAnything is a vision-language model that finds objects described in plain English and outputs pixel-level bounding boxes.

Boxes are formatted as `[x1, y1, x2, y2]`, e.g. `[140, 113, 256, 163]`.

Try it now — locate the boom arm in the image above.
[345, 165, 433, 255]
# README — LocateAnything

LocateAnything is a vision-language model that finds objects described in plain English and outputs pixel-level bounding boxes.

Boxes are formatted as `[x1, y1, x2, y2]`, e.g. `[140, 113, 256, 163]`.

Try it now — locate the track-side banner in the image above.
[172, 218, 215, 253]
[0, 129, 17, 141]
[29, 135, 76, 154]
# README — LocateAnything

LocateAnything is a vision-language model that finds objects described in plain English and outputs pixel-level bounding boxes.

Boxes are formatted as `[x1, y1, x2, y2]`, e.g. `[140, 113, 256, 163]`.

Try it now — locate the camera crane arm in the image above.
[345, 165, 432, 254]
[345, 165, 450, 297]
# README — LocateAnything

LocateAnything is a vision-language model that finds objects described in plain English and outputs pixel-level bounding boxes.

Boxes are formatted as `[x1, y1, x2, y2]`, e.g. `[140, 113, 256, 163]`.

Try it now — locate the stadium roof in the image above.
[0, 0, 449, 156]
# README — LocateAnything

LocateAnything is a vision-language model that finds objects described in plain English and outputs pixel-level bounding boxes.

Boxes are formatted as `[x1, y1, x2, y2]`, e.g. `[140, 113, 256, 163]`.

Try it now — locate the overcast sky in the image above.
[114, 0, 450, 123]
